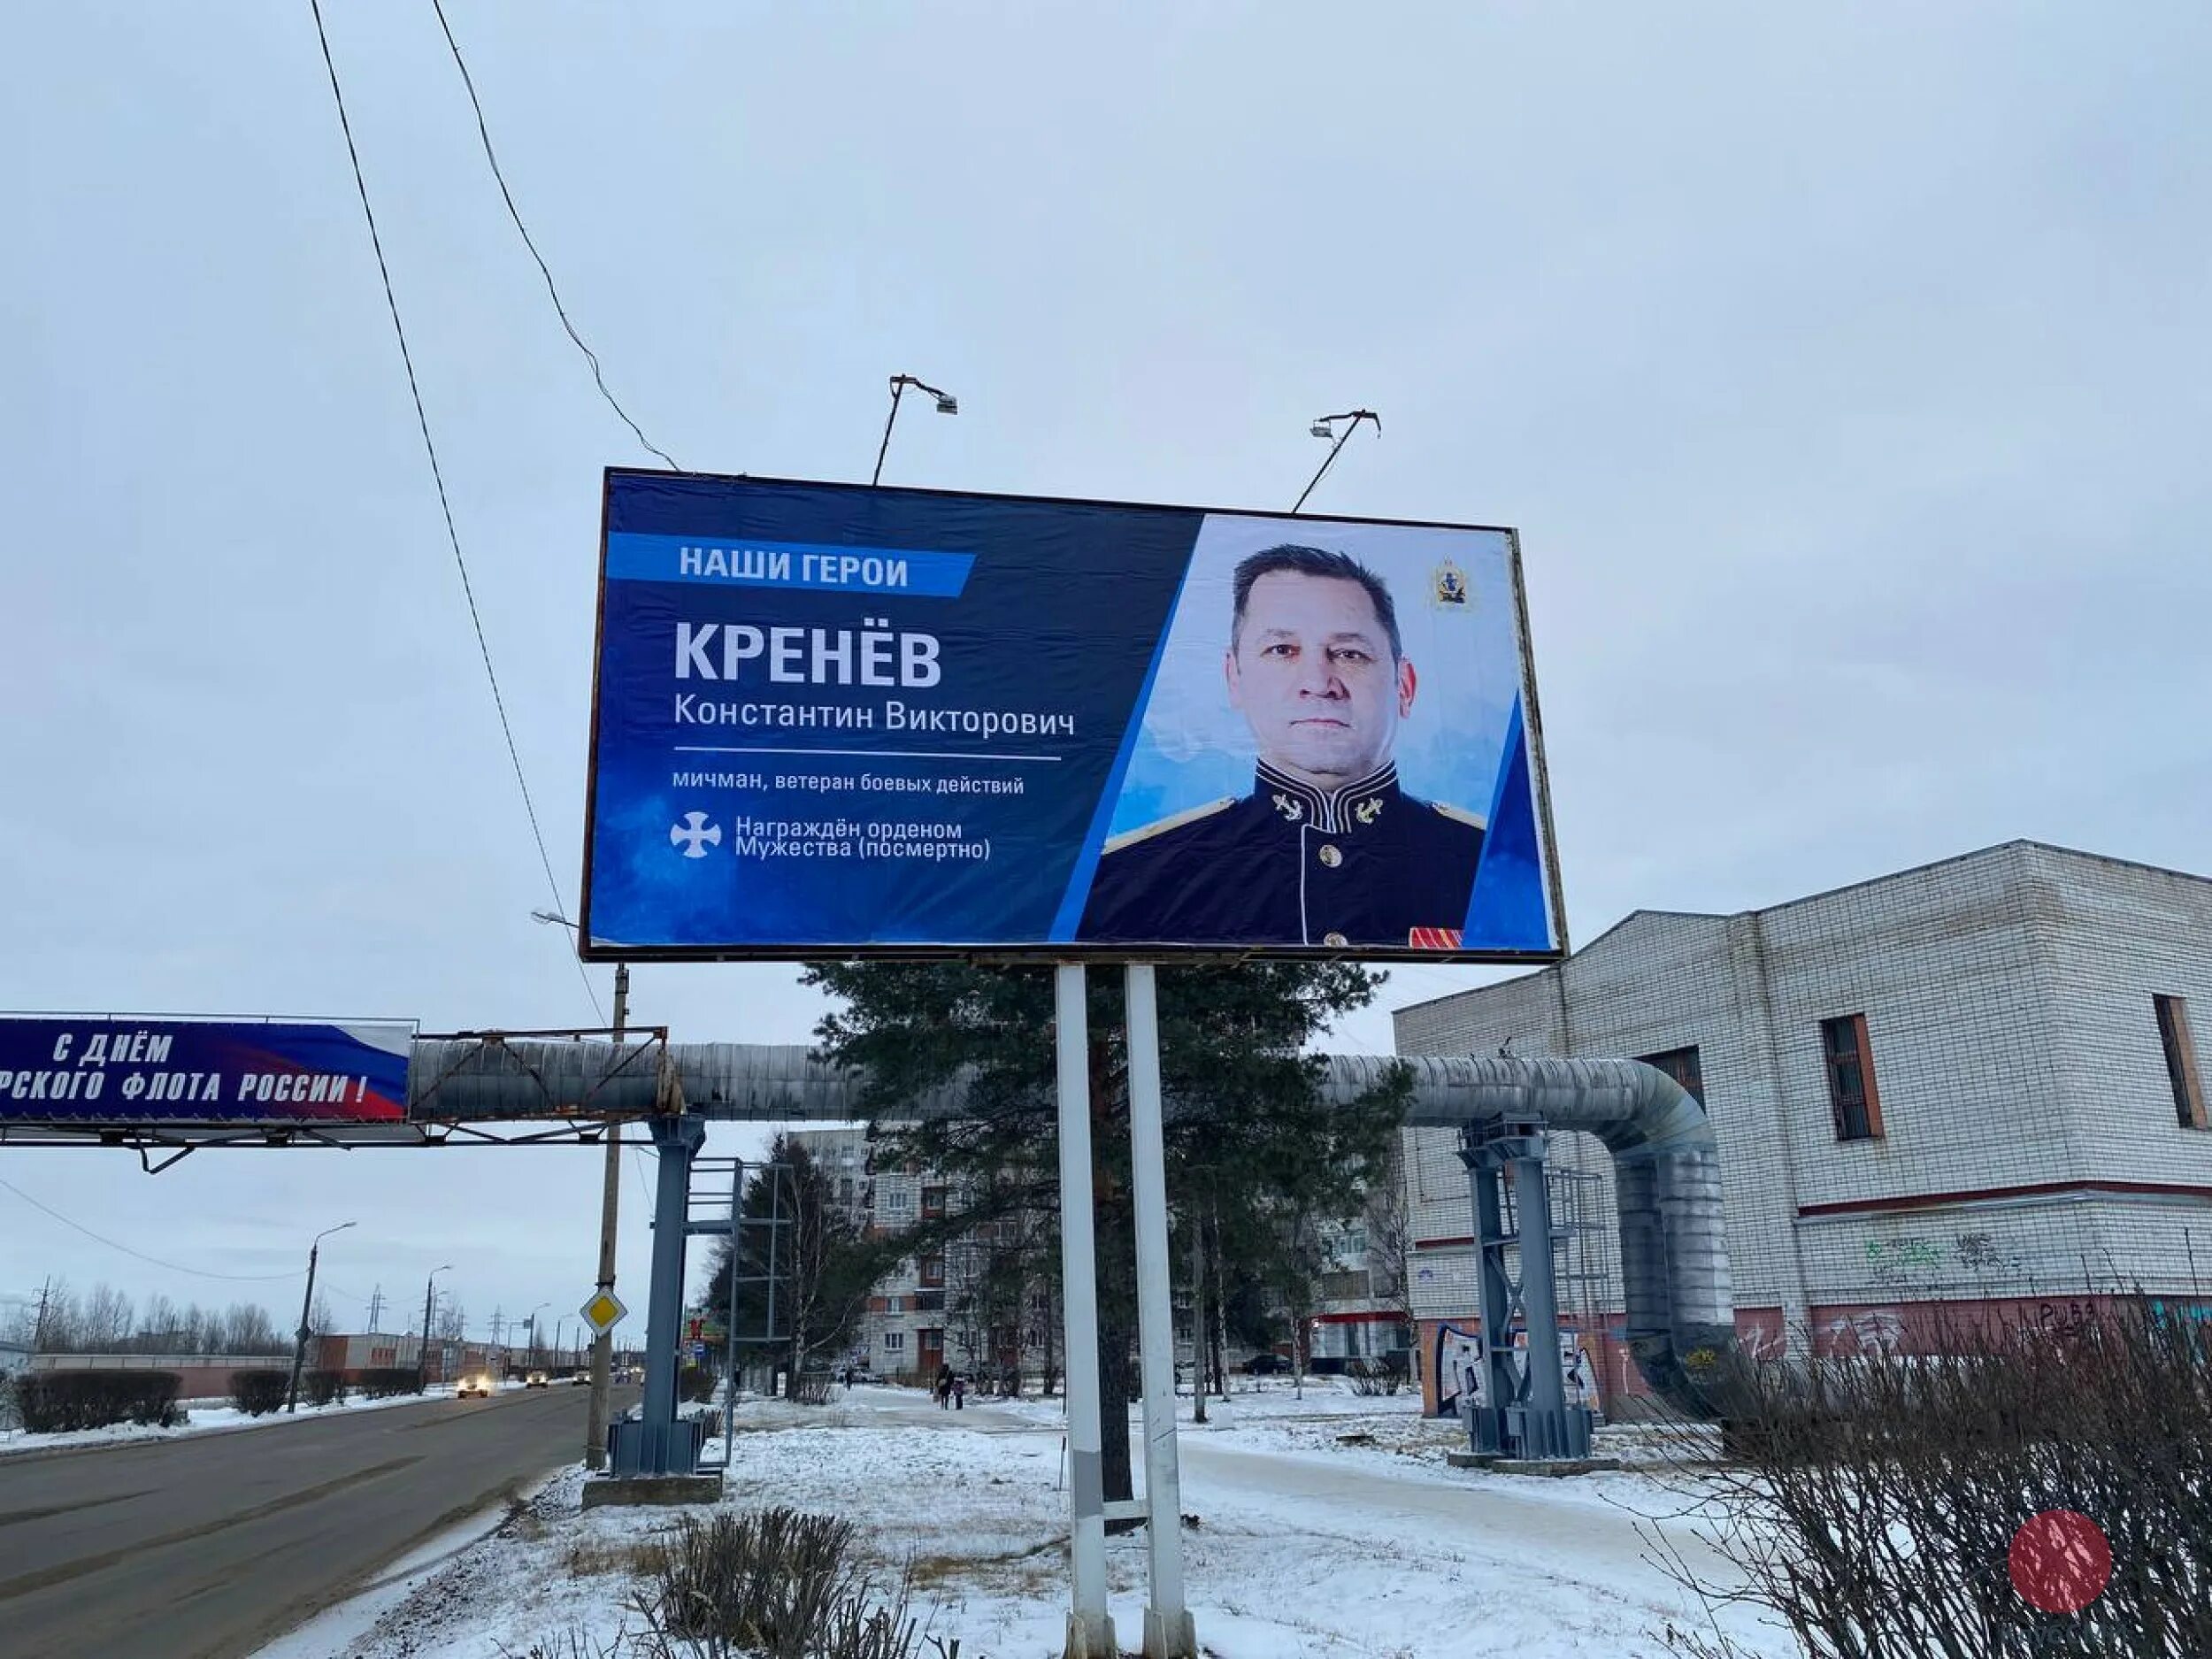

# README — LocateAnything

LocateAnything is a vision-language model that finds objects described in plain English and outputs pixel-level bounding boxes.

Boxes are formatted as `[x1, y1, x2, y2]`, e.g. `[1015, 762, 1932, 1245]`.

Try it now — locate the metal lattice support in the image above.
[1456, 1118, 1594, 1461]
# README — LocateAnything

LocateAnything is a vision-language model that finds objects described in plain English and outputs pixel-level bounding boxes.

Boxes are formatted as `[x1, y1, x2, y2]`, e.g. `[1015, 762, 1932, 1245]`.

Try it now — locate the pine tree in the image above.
[804, 959, 1407, 1503]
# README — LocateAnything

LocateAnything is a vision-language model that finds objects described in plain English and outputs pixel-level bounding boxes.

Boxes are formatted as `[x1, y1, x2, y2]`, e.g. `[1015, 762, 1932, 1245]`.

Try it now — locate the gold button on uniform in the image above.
[1324, 932, 1349, 947]
[1318, 844, 1342, 867]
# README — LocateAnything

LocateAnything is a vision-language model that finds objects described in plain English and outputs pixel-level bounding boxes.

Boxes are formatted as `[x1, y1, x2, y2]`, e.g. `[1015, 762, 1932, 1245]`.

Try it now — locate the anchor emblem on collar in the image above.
[1271, 793, 1305, 824]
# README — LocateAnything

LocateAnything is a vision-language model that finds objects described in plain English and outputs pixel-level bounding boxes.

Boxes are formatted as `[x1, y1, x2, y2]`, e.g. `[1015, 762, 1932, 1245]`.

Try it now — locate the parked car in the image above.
[1241, 1353, 1286, 1375]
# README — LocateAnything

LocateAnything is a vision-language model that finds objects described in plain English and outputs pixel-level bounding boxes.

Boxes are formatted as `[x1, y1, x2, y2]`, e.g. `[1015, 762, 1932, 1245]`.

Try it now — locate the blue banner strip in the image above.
[606, 533, 974, 597]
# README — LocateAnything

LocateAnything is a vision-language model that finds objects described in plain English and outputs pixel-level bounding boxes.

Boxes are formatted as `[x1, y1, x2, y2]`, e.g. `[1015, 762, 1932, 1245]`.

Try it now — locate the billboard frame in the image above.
[579, 469, 1570, 967]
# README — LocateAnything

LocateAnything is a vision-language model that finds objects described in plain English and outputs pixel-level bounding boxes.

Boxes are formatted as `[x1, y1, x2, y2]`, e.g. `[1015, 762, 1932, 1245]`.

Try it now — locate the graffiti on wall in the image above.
[1824, 1308, 1909, 1356]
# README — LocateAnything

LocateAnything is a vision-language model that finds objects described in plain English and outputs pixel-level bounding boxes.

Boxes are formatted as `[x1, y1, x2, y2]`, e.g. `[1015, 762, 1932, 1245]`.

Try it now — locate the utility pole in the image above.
[418, 1271, 442, 1390]
[366, 1285, 385, 1334]
[585, 962, 630, 1471]
[288, 1222, 354, 1414]
[32, 1278, 51, 1354]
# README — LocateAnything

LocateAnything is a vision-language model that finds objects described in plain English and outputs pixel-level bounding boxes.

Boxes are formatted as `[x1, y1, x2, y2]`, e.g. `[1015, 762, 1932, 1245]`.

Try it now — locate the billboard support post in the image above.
[1054, 964, 1115, 1659]
[1125, 964, 1196, 1659]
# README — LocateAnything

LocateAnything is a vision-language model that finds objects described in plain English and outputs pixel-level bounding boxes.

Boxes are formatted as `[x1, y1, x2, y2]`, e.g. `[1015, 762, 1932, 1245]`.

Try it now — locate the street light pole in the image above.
[1292, 408, 1381, 514]
[287, 1221, 355, 1413]
[871, 373, 958, 487]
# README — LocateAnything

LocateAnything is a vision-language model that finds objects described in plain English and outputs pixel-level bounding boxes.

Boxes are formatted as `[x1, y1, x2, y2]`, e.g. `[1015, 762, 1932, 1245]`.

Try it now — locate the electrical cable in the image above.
[307, 0, 604, 1025]
[427, 0, 683, 472]
[0, 1176, 306, 1283]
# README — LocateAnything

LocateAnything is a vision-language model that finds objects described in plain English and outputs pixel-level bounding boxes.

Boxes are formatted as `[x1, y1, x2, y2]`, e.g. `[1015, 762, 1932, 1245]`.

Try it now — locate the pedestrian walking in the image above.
[953, 1372, 966, 1410]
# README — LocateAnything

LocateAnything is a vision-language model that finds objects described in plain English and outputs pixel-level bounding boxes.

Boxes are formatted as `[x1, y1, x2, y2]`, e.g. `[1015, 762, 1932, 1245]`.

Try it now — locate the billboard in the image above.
[583, 471, 1564, 962]
[0, 1016, 413, 1125]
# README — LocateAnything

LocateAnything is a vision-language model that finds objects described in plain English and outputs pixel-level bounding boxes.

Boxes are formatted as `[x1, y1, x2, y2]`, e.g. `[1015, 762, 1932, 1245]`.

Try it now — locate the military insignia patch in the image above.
[1271, 793, 1304, 823]
[1432, 559, 1471, 609]
[1354, 795, 1383, 826]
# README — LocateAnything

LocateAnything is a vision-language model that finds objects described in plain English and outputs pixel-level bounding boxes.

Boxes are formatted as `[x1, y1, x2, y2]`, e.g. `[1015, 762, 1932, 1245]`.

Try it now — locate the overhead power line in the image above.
[0, 1176, 305, 1284]
[429, 0, 683, 472]
[307, 0, 604, 1025]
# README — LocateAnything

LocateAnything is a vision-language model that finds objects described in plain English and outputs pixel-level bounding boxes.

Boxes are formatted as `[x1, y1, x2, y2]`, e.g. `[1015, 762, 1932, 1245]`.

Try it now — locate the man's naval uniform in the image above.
[1080, 759, 1485, 948]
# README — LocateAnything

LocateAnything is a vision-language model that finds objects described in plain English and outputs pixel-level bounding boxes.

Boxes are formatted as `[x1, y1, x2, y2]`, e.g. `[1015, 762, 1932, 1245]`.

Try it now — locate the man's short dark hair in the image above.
[1230, 544, 1402, 661]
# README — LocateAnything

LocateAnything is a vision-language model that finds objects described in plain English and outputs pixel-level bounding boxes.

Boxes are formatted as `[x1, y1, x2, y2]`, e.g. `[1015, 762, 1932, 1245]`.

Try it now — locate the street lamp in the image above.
[419, 1264, 453, 1392]
[1293, 408, 1381, 514]
[533, 905, 633, 1471]
[286, 1220, 356, 1414]
[871, 373, 959, 487]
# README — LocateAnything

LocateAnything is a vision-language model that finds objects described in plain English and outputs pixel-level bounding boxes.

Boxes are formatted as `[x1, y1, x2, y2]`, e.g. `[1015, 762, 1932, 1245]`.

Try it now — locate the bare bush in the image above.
[1642, 1299, 2212, 1657]
[634, 1506, 934, 1659]
[1344, 1356, 1406, 1397]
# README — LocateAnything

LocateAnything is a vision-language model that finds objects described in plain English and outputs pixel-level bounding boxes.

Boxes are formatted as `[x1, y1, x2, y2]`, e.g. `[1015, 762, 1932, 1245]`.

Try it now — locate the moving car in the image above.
[526, 1371, 549, 1388]
[457, 1372, 495, 1400]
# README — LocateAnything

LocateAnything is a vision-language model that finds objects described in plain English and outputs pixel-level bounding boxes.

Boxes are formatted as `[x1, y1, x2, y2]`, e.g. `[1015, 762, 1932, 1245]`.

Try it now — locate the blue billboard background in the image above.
[0, 1017, 413, 1123]
[583, 472, 1561, 960]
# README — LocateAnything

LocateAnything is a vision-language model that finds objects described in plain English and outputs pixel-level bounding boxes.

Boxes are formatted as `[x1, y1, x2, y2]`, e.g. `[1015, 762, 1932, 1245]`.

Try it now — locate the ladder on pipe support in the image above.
[680, 1155, 745, 1471]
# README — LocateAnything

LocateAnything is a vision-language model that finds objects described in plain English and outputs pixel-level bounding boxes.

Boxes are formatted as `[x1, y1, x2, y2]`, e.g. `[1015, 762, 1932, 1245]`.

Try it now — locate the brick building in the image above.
[1394, 841, 2212, 1413]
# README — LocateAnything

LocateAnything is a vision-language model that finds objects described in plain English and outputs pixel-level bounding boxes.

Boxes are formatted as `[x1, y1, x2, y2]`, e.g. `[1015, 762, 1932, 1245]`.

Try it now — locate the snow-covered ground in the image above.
[280, 1380, 1793, 1659]
[0, 1379, 514, 1456]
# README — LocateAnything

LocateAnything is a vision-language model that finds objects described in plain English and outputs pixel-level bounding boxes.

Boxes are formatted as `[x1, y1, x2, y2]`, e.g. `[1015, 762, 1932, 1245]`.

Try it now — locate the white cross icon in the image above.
[669, 811, 722, 858]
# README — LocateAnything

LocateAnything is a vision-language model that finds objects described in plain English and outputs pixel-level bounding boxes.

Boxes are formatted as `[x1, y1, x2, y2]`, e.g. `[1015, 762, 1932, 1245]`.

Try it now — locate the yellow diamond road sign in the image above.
[580, 1291, 627, 1335]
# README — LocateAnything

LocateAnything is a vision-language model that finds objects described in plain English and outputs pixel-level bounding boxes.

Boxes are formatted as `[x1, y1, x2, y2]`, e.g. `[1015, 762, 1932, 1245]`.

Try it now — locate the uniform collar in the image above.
[1254, 758, 1402, 834]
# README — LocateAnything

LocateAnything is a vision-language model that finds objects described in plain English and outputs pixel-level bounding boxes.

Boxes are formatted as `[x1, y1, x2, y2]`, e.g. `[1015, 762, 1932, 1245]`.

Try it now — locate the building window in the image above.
[921, 1186, 948, 1220]
[2156, 995, 2208, 1130]
[918, 1255, 945, 1288]
[1637, 1044, 1705, 1104]
[882, 1331, 903, 1351]
[885, 1188, 913, 1214]
[1821, 1015, 1884, 1142]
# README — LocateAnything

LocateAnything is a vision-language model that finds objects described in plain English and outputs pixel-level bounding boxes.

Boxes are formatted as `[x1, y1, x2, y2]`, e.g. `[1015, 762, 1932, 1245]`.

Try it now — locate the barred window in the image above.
[1821, 1015, 1884, 1142]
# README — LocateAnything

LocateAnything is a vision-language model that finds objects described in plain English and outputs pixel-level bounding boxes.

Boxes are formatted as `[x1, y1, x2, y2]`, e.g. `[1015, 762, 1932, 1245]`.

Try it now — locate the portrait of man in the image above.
[1080, 541, 1485, 948]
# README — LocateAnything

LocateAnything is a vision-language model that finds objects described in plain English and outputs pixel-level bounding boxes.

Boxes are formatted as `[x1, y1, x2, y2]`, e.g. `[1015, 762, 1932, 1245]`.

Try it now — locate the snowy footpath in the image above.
[265, 1381, 1796, 1659]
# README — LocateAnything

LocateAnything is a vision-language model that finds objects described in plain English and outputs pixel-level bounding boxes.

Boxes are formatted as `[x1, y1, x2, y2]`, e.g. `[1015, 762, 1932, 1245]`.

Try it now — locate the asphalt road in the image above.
[0, 1383, 635, 1659]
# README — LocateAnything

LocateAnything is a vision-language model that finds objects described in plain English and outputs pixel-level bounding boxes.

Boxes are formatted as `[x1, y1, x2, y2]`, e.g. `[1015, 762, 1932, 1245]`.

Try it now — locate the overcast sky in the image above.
[2, 3, 2205, 1343]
